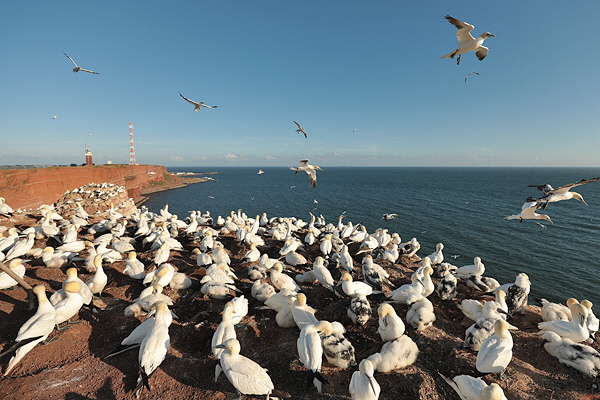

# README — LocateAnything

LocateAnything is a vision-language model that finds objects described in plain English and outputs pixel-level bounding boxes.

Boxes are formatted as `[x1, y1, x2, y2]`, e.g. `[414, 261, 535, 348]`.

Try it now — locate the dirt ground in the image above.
[1, 209, 599, 400]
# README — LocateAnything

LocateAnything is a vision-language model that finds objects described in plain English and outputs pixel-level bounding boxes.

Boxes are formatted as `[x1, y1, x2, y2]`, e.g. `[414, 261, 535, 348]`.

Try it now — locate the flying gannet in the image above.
[526, 177, 600, 209]
[179, 92, 218, 111]
[441, 16, 495, 65]
[505, 201, 553, 224]
[465, 71, 480, 82]
[381, 213, 399, 221]
[63, 52, 99, 74]
[293, 121, 308, 138]
[290, 159, 322, 188]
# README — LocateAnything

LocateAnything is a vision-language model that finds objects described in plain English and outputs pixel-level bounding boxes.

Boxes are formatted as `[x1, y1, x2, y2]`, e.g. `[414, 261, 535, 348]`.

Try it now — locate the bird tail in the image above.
[271, 389, 292, 398]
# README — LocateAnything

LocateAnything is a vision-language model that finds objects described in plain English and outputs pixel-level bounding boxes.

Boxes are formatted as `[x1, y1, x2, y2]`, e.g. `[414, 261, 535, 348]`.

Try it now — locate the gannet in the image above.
[0, 259, 26, 290]
[50, 267, 93, 307]
[541, 331, 600, 377]
[505, 201, 552, 223]
[291, 293, 319, 329]
[387, 272, 424, 304]
[377, 303, 405, 342]
[257, 169, 265, 175]
[241, 243, 260, 263]
[53, 281, 85, 330]
[399, 237, 420, 258]
[250, 279, 275, 303]
[504, 273, 530, 317]
[436, 272, 457, 300]
[0, 227, 19, 253]
[349, 359, 380, 400]
[362, 255, 393, 292]
[581, 300, 599, 339]
[169, 271, 192, 290]
[465, 301, 510, 351]
[179, 92, 217, 111]
[0, 197, 14, 218]
[426, 243, 444, 265]
[459, 299, 485, 322]
[406, 297, 435, 331]
[293, 121, 308, 138]
[258, 288, 296, 312]
[476, 320, 513, 374]
[41, 246, 77, 269]
[134, 302, 170, 396]
[455, 257, 485, 278]
[320, 234, 333, 256]
[5, 232, 35, 261]
[86, 254, 108, 296]
[2, 285, 56, 376]
[439, 373, 508, 400]
[464, 71, 480, 82]
[366, 335, 419, 373]
[217, 338, 290, 399]
[290, 159, 322, 188]
[297, 320, 333, 393]
[465, 274, 500, 293]
[63, 52, 99, 74]
[415, 264, 434, 297]
[441, 16, 495, 65]
[312, 256, 337, 294]
[339, 272, 380, 297]
[348, 293, 371, 326]
[212, 302, 237, 359]
[538, 303, 590, 343]
[143, 263, 175, 287]
[536, 297, 575, 322]
[320, 321, 356, 369]
[270, 262, 300, 291]
[381, 213, 399, 221]
[527, 177, 600, 209]
[124, 251, 146, 280]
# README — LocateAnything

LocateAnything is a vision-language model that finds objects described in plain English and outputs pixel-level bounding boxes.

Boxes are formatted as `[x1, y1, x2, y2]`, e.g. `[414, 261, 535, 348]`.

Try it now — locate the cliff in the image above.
[0, 164, 189, 210]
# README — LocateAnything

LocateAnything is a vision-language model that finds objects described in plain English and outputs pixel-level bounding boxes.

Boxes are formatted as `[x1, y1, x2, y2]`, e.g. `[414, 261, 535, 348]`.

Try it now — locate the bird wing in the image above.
[299, 159, 309, 167]
[528, 184, 554, 193]
[521, 201, 542, 211]
[306, 169, 318, 188]
[80, 68, 99, 74]
[294, 121, 302, 129]
[445, 15, 475, 44]
[179, 93, 200, 106]
[63, 52, 78, 67]
[552, 177, 600, 193]
[475, 46, 489, 61]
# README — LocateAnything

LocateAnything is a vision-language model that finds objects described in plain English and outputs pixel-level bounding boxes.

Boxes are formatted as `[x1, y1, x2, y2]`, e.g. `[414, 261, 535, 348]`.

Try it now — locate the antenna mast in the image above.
[129, 121, 136, 165]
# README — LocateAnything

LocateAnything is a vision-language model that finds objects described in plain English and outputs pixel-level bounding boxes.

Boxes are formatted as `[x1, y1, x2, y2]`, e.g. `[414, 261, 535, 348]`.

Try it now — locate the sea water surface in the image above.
[144, 167, 600, 304]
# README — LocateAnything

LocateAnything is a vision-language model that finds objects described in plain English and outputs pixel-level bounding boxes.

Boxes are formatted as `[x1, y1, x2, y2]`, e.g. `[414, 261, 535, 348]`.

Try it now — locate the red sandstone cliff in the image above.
[0, 164, 187, 210]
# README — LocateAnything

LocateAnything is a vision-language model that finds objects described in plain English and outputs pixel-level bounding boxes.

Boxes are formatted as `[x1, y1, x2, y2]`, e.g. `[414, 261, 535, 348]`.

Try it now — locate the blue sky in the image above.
[1, 1, 599, 167]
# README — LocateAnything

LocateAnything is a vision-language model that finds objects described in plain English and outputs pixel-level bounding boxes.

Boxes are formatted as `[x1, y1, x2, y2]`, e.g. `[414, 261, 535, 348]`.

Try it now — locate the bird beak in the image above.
[215, 343, 226, 349]
[578, 198, 588, 206]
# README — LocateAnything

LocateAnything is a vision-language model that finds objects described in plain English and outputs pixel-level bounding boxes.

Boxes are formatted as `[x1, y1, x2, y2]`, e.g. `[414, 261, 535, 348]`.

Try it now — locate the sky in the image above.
[1, 1, 599, 167]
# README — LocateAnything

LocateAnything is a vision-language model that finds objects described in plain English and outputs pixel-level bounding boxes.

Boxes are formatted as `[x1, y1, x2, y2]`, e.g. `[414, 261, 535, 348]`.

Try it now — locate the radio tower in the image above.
[129, 121, 136, 165]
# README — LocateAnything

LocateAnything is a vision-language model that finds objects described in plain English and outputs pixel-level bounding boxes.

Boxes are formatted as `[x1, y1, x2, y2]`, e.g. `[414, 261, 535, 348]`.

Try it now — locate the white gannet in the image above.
[295, 270, 317, 284]
[312, 256, 337, 294]
[250, 279, 275, 303]
[320, 321, 356, 369]
[464, 71, 480, 82]
[465, 301, 509, 351]
[538, 303, 590, 343]
[193, 248, 213, 267]
[53, 281, 85, 329]
[290, 159, 322, 188]
[5, 232, 35, 261]
[348, 293, 371, 326]
[2, 285, 57, 376]
[0, 197, 14, 218]
[257, 169, 265, 175]
[458, 299, 485, 322]
[291, 293, 319, 329]
[320, 234, 333, 256]
[241, 243, 260, 263]
[339, 244, 355, 272]
[439, 373, 508, 400]
[297, 320, 333, 393]
[377, 303, 405, 342]
[387, 272, 424, 304]
[362, 255, 393, 292]
[406, 297, 435, 331]
[124, 251, 146, 280]
[455, 257, 485, 279]
[179, 92, 217, 111]
[0, 259, 26, 290]
[536, 297, 576, 322]
[425, 243, 444, 265]
[436, 273, 457, 300]
[441, 15, 495, 65]
[217, 338, 290, 399]
[415, 264, 434, 297]
[504, 273, 531, 317]
[527, 177, 600, 209]
[212, 302, 237, 360]
[49, 267, 93, 307]
[143, 263, 175, 287]
[366, 335, 419, 373]
[541, 331, 600, 377]
[581, 300, 599, 339]
[476, 320, 513, 374]
[0, 227, 19, 253]
[211, 243, 231, 265]
[293, 120, 308, 138]
[270, 262, 300, 292]
[63, 52, 99, 74]
[41, 246, 77, 269]
[134, 302, 170, 396]
[340, 272, 380, 298]
[86, 254, 108, 296]
[349, 359, 381, 400]
[505, 201, 552, 224]
[381, 213, 399, 221]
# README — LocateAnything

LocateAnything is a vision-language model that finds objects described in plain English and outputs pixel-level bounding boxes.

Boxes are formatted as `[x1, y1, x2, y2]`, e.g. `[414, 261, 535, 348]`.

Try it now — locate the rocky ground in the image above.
[0, 206, 599, 400]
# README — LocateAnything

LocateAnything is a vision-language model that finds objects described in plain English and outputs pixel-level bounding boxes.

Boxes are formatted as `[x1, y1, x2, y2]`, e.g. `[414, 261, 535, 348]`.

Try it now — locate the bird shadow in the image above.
[64, 377, 118, 400]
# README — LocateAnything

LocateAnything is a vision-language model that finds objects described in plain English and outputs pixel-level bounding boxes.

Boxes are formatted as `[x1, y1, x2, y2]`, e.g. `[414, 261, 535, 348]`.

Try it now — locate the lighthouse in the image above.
[85, 148, 93, 166]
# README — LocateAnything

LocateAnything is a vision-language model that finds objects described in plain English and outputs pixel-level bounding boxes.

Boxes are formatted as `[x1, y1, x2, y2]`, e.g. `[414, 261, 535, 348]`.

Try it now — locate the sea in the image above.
[143, 167, 600, 305]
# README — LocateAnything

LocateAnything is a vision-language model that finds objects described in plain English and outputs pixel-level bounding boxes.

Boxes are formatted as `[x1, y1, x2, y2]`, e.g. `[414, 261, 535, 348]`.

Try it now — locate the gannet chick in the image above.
[297, 320, 333, 393]
[124, 251, 146, 280]
[536, 297, 576, 322]
[439, 373, 508, 400]
[292, 293, 319, 329]
[211, 243, 231, 265]
[362, 255, 393, 291]
[367, 335, 419, 373]
[437, 262, 457, 278]
[458, 299, 485, 322]
[202, 263, 236, 285]
[541, 331, 600, 377]
[193, 248, 213, 267]
[86, 254, 108, 297]
[538, 303, 590, 343]
[348, 293, 371, 326]
[455, 257, 485, 279]
[465, 301, 510, 351]
[339, 272, 380, 297]
[201, 280, 241, 300]
[377, 303, 405, 342]
[580, 300, 599, 340]
[387, 273, 424, 304]
[466, 274, 500, 293]
[217, 338, 291, 399]
[270, 262, 300, 291]
[251, 279, 275, 303]
[349, 359, 380, 400]
[53, 281, 85, 330]
[505, 273, 531, 317]
[436, 272, 457, 300]
[406, 297, 435, 331]
[3, 285, 56, 375]
[295, 270, 318, 284]
[134, 302, 170, 396]
[169, 271, 192, 290]
[426, 243, 444, 265]
[399, 237, 420, 258]
[320, 321, 356, 369]
[476, 320, 513, 374]
[0, 259, 26, 290]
